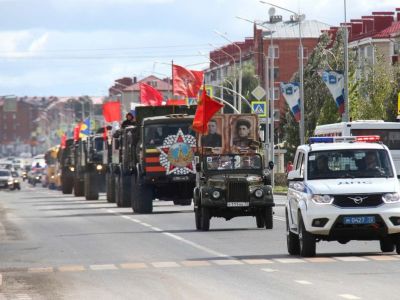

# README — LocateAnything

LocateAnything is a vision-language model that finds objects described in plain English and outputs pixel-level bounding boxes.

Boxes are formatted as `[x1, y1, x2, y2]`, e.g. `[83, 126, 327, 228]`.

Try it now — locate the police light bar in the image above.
[309, 135, 380, 144]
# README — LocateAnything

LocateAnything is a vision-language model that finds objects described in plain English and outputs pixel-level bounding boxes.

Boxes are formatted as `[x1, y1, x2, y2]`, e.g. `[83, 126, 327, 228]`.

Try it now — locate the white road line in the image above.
[273, 216, 285, 222]
[0, 273, 2, 286]
[295, 280, 312, 285]
[141, 222, 152, 227]
[121, 215, 131, 220]
[16, 294, 31, 300]
[338, 294, 361, 300]
[90, 264, 118, 271]
[261, 268, 278, 273]
[151, 227, 162, 231]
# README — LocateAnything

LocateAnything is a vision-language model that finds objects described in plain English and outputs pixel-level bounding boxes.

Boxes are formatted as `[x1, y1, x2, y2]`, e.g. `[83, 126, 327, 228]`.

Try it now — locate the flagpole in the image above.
[171, 60, 174, 97]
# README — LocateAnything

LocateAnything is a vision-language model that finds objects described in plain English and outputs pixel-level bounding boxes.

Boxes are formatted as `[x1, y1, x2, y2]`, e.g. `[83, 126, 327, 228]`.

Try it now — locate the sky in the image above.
[0, 0, 398, 97]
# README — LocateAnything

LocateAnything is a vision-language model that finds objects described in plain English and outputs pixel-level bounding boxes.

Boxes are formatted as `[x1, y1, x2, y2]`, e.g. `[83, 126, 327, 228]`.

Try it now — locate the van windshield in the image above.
[307, 149, 394, 180]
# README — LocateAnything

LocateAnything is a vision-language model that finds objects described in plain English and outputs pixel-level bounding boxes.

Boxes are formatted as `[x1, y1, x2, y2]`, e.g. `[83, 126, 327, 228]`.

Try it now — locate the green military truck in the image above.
[58, 138, 75, 194]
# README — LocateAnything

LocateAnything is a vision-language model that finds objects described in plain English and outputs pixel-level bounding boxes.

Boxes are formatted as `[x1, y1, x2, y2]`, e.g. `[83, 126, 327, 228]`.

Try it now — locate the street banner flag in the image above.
[321, 70, 345, 114]
[73, 123, 81, 141]
[80, 117, 90, 138]
[281, 82, 301, 122]
[166, 98, 187, 106]
[139, 82, 163, 106]
[172, 64, 204, 98]
[103, 101, 121, 122]
[60, 133, 67, 149]
[192, 88, 224, 134]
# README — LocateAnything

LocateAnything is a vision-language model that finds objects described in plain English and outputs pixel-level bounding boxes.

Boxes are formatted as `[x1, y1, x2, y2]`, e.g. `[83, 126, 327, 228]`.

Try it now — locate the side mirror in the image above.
[287, 170, 303, 181]
[268, 161, 274, 170]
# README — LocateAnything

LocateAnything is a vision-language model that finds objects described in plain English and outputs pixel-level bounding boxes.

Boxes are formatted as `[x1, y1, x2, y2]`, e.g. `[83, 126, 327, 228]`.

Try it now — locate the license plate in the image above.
[172, 176, 189, 182]
[227, 202, 249, 207]
[343, 216, 376, 225]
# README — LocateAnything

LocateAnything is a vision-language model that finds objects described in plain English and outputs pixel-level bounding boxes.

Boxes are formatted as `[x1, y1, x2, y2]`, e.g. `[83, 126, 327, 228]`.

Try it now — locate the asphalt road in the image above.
[0, 183, 399, 300]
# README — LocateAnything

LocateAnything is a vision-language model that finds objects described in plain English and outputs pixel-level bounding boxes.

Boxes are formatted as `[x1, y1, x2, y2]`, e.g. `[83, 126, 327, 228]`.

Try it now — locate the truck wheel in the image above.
[106, 173, 116, 203]
[298, 213, 316, 257]
[173, 198, 192, 206]
[73, 178, 84, 197]
[380, 237, 395, 252]
[119, 174, 131, 207]
[395, 238, 400, 254]
[84, 172, 99, 200]
[133, 181, 153, 214]
[256, 212, 265, 228]
[115, 175, 121, 207]
[200, 206, 210, 231]
[286, 209, 300, 255]
[195, 207, 202, 230]
[62, 175, 73, 194]
[264, 207, 273, 229]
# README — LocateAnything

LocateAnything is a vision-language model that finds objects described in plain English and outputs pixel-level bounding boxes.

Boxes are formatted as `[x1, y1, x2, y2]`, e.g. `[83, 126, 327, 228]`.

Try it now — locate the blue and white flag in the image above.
[281, 82, 300, 122]
[321, 70, 345, 114]
[79, 117, 91, 138]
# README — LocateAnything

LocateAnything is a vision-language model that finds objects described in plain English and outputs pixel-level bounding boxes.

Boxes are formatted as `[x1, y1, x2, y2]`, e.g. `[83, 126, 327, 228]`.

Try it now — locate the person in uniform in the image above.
[201, 119, 222, 147]
[121, 112, 136, 128]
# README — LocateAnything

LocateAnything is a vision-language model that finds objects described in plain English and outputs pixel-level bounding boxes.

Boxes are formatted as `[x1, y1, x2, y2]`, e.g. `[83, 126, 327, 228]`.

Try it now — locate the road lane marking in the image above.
[334, 256, 368, 262]
[295, 280, 312, 285]
[274, 258, 306, 264]
[273, 216, 285, 222]
[28, 267, 54, 273]
[58, 265, 85, 272]
[304, 257, 336, 263]
[151, 227, 162, 231]
[140, 222, 152, 227]
[261, 268, 278, 273]
[119, 263, 148, 269]
[181, 260, 211, 267]
[242, 259, 274, 265]
[151, 262, 181, 268]
[0, 274, 2, 286]
[213, 259, 243, 266]
[365, 255, 399, 261]
[339, 294, 361, 299]
[16, 294, 31, 300]
[90, 264, 118, 271]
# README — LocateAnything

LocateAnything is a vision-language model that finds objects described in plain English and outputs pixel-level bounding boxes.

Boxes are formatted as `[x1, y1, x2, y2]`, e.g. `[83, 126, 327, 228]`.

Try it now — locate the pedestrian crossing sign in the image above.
[251, 101, 267, 117]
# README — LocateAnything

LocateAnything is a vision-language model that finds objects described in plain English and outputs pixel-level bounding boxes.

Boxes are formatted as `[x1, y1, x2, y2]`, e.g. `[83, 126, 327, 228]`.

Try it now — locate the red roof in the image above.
[373, 21, 400, 38]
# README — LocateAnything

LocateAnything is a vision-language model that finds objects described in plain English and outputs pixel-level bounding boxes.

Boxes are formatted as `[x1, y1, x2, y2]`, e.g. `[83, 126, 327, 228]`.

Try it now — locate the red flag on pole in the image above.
[73, 123, 81, 141]
[139, 82, 163, 106]
[172, 64, 204, 98]
[103, 101, 121, 122]
[60, 133, 67, 149]
[103, 126, 108, 141]
[192, 88, 224, 134]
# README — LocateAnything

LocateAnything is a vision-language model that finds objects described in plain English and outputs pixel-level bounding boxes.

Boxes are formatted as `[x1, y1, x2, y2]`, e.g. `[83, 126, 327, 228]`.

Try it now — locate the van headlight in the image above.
[311, 194, 334, 205]
[254, 189, 264, 198]
[212, 190, 221, 199]
[382, 193, 400, 203]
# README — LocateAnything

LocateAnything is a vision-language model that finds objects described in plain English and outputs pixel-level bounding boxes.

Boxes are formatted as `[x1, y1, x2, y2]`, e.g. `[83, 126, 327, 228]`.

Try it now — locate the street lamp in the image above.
[260, 1, 306, 145]
[214, 30, 243, 113]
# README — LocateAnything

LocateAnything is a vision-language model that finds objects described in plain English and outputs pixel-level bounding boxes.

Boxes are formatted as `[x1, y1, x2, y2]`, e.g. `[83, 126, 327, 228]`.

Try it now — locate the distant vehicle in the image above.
[10, 171, 21, 190]
[287, 136, 400, 257]
[0, 169, 12, 189]
[315, 120, 400, 176]
[27, 169, 43, 186]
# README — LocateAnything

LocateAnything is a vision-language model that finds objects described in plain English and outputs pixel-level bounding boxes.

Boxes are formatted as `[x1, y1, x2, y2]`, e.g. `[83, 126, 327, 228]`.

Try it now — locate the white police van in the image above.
[286, 136, 400, 257]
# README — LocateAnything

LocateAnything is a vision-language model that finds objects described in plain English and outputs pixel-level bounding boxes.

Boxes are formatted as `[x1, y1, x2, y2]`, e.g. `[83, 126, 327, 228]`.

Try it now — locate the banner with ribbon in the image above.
[320, 70, 345, 114]
[280, 82, 301, 122]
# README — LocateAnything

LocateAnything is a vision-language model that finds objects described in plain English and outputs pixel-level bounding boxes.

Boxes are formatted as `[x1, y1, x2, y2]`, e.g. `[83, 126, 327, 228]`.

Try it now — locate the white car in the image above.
[286, 136, 400, 257]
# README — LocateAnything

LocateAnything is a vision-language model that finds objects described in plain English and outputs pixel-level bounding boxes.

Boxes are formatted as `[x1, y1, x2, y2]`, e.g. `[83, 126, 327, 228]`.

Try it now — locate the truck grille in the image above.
[227, 179, 248, 202]
[333, 194, 383, 208]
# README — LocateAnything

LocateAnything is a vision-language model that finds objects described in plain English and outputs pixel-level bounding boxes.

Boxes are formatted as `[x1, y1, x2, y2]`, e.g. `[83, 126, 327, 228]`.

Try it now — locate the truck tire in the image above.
[61, 175, 73, 194]
[114, 175, 121, 207]
[173, 198, 192, 206]
[73, 178, 84, 197]
[119, 174, 131, 207]
[195, 207, 202, 230]
[200, 206, 210, 231]
[286, 209, 300, 255]
[106, 173, 116, 203]
[256, 213, 265, 228]
[380, 237, 395, 252]
[265, 207, 273, 229]
[132, 177, 153, 214]
[298, 213, 316, 257]
[84, 172, 99, 200]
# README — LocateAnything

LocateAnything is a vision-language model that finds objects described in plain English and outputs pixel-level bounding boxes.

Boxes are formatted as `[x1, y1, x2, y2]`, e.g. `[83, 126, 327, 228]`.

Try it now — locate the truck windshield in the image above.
[205, 154, 262, 171]
[94, 137, 104, 151]
[0, 170, 10, 177]
[307, 149, 394, 180]
[144, 123, 195, 146]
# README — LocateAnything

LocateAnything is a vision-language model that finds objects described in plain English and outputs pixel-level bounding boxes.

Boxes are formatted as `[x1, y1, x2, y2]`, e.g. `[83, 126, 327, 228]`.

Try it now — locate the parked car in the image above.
[10, 171, 21, 190]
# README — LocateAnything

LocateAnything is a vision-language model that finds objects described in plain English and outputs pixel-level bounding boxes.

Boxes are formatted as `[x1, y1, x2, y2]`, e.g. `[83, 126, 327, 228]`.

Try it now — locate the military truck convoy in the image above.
[56, 105, 275, 230]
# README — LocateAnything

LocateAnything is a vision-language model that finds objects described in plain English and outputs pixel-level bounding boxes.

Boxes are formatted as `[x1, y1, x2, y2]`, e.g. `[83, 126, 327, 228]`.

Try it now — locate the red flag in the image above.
[166, 99, 187, 106]
[103, 126, 108, 141]
[172, 64, 204, 98]
[140, 83, 163, 106]
[103, 101, 121, 122]
[73, 123, 81, 141]
[60, 133, 67, 149]
[192, 88, 224, 134]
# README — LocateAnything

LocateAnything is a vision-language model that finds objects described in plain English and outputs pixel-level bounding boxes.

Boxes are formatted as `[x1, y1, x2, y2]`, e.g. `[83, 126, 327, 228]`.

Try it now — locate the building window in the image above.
[273, 67, 279, 80]
[394, 42, 400, 55]
[273, 109, 280, 120]
[12, 113, 16, 119]
[298, 47, 308, 59]
[268, 46, 279, 59]
[274, 87, 280, 100]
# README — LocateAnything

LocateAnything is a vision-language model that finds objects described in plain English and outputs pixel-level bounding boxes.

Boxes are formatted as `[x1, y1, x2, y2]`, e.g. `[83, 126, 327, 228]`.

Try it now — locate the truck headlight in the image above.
[212, 190, 221, 199]
[311, 194, 334, 205]
[96, 164, 103, 171]
[382, 193, 400, 203]
[69, 167, 75, 172]
[254, 189, 264, 198]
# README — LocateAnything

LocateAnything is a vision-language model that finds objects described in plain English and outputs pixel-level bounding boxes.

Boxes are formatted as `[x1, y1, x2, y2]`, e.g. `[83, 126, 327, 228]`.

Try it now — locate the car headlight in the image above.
[51, 175, 55, 179]
[14, 179, 19, 183]
[7, 180, 13, 185]
[311, 194, 334, 205]
[96, 164, 103, 171]
[382, 193, 400, 203]
[69, 167, 75, 172]
[254, 189, 264, 198]
[212, 190, 221, 199]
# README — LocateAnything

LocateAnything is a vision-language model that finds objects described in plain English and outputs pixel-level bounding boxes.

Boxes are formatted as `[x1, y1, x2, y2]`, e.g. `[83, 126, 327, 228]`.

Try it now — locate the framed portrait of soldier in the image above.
[229, 115, 258, 153]
[198, 116, 224, 153]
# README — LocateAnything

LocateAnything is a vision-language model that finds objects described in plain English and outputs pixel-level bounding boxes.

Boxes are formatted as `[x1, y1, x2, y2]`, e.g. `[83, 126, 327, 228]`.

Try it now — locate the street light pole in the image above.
[214, 30, 242, 112]
[343, 0, 350, 122]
